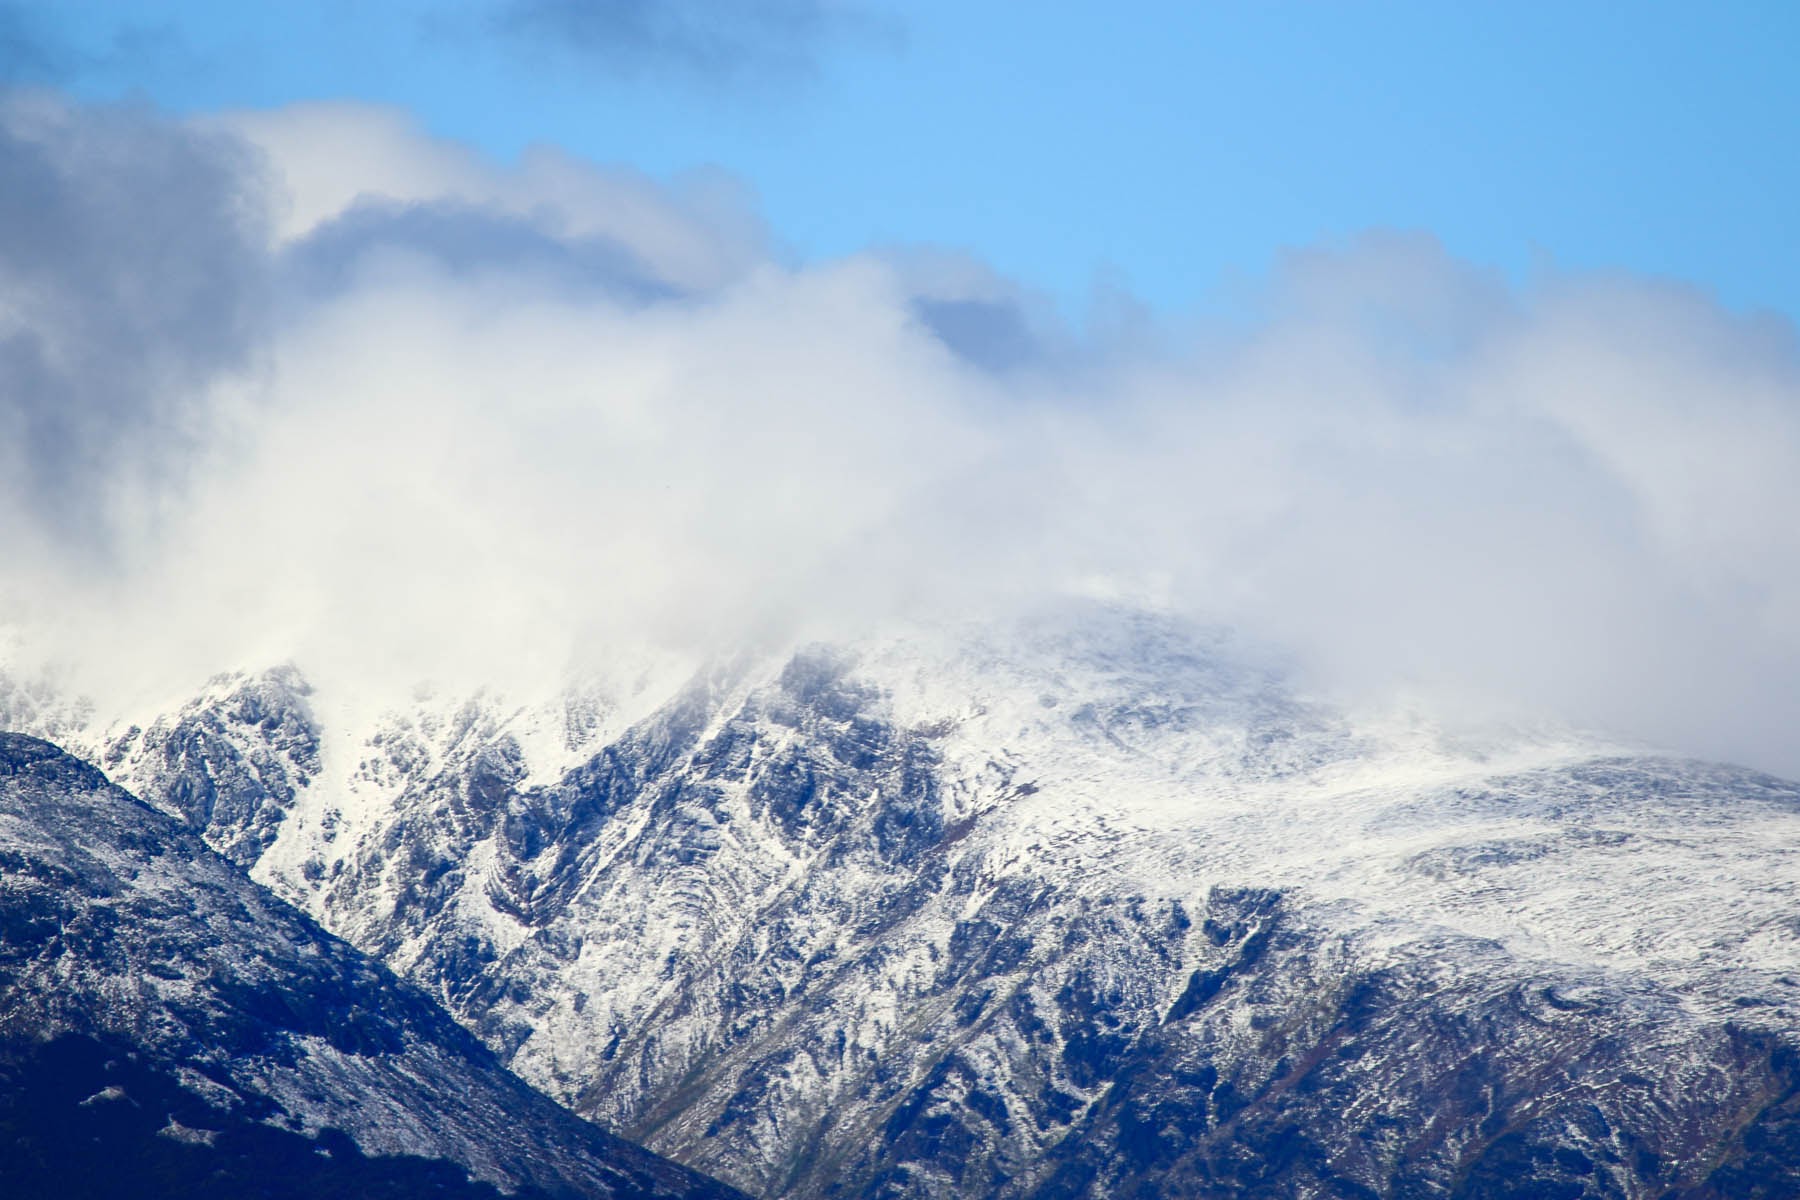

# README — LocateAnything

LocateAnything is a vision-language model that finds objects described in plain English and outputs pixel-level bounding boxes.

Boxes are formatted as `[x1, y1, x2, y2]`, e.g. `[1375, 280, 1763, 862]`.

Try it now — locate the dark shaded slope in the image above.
[0, 733, 746, 1200]
[0, 1032, 568, 1200]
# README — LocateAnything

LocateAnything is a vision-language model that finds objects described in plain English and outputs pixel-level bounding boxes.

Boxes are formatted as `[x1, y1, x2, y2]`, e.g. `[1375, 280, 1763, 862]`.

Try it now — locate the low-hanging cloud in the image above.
[4, 93, 1800, 777]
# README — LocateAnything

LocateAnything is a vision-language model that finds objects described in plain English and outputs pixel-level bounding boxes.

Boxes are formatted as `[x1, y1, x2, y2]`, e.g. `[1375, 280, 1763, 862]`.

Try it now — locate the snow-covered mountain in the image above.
[0, 731, 747, 1200]
[8, 602, 1800, 1197]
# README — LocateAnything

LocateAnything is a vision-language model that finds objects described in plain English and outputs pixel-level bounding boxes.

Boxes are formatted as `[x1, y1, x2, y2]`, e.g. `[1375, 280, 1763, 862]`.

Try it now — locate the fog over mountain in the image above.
[3, 89, 1799, 775]
[7, 62, 1800, 1200]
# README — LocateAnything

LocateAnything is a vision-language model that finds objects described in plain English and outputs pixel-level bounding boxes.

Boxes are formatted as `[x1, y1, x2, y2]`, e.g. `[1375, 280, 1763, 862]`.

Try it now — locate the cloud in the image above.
[1078, 236, 1800, 770]
[283, 200, 685, 303]
[0, 90, 270, 556]
[4, 97, 1800, 778]
[210, 101, 767, 290]
[882, 247, 1069, 376]
[489, 0, 878, 85]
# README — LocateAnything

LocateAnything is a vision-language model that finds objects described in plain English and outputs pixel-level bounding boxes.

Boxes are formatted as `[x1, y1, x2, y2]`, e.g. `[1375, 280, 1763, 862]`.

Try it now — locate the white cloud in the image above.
[210, 101, 766, 292]
[5, 99, 1800, 775]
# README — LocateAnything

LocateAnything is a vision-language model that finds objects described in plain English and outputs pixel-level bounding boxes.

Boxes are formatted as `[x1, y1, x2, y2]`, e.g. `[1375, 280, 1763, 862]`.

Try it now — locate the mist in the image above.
[3, 91, 1798, 776]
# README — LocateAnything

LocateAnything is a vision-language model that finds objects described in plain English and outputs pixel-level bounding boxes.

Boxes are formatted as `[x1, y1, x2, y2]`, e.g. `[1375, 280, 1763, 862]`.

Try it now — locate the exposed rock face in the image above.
[12, 605, 1800, 1198]
[0, 732, 746, 1200]
[95, 664, 322, 868]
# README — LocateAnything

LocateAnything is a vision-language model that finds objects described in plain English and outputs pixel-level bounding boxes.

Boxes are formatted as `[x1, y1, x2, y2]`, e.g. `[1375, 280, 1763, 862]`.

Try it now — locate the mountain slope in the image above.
[0, 732, 747, 1200]
[14, 604, 1800, 1198]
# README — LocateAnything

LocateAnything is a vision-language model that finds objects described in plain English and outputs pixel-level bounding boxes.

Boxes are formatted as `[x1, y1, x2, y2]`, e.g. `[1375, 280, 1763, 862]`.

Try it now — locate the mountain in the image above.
[9, 603, 1800, 1197]
[0, 731, 747, 1200]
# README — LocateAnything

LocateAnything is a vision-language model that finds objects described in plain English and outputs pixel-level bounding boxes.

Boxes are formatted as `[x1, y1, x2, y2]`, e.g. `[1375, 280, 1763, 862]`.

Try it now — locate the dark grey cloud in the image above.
[0, 95, 271, 551]
[492, 0, 868, 83]
[911, 296, 1043, 374]
[283, 199, 682, 304]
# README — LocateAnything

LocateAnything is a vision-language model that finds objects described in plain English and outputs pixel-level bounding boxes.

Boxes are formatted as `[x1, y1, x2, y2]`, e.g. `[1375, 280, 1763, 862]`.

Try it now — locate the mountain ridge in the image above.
[6, 604, 1800, 1196]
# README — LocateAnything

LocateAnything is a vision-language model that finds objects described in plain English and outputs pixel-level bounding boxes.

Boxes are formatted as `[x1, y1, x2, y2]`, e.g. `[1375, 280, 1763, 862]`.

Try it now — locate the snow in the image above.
[7, 599, 1800, 1195]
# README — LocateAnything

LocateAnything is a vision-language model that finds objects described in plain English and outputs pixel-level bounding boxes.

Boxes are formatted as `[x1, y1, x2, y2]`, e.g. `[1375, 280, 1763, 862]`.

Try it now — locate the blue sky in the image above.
[31, 0, 1800, 321]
